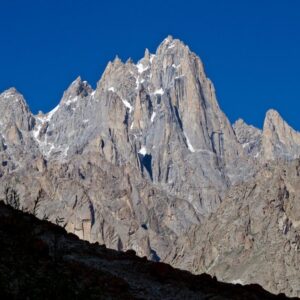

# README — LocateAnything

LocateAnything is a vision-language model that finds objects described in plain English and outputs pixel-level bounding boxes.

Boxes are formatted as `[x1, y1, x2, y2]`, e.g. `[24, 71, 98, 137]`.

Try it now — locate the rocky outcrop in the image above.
[0, 37, 245, 262]
[262, 109, 300, 161]
[233, 118, 262, 158]
[0, 153, 201, 261]
[169, 159, 300, 297]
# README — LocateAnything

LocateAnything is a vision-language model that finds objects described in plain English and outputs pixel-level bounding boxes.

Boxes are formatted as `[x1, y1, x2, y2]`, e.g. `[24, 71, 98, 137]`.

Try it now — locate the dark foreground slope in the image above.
[0, 202, 296, 300]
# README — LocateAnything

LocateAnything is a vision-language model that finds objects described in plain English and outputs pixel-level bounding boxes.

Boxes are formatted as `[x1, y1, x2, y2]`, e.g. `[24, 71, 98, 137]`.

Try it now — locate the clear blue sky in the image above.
[1, 0, 300, 129]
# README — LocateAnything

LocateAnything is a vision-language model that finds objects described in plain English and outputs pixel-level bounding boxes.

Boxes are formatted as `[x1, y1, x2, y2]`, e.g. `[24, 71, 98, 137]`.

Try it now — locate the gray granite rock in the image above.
[233, 118, 262, 158]
[1, 36, 300, 297]
[262, 109, 300, 160]
[168, 159, 300, 297]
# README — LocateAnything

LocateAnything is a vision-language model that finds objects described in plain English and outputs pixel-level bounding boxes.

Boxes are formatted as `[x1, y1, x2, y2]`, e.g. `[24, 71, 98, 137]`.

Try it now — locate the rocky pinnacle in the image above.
[1, 36, 300, 297]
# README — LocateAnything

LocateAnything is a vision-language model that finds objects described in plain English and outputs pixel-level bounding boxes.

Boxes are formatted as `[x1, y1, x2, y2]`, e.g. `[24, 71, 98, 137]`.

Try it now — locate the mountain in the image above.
[0, 201, 295, 299]
[168, 158, 300, 296]
[1, 36, 300, 297]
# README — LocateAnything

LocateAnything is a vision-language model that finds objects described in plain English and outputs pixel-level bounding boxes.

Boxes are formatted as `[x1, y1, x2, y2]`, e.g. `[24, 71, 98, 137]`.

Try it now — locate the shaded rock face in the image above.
[0, 202, 293, 300]
[233, 118, 262, 158]
[1, 36, 300, 297]
[34, 36, 243, 217]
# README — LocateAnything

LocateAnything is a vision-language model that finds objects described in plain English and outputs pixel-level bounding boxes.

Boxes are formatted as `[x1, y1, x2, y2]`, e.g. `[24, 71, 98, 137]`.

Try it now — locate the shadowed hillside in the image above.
[0, 201, 296, 300]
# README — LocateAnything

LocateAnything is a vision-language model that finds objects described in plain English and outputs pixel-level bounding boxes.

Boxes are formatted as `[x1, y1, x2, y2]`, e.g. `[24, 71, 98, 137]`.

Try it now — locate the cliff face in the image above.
[262, 109, 300, 161]
[168, 159, 300, 297]
[1, 36, 300, 297]
[0, 201, 294, 300]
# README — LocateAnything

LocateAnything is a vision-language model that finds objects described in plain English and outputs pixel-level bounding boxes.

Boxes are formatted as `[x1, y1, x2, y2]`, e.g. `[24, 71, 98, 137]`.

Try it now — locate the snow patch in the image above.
[62, 146, 69, 157]
[136, 63, 149, 74]
[168, 43, 175, 49]
[138, 146, 147, 156]
[231, 279, 244, 285]
[184, 132, 195, 153]
[135, 76, 145, 90]
[1, 90, 14, 98]
[172, 63, 181, 69]
[175, 75, 185, 79]
[32, 124, 42, 140]
[83, 119, 89, 123]
[122, 99, 133, 113]
[2, 93, 12, 99]
[45, 105, 59, 121]
[242, 142, 250, 148]
[32, 104, 61, 156]
[65, 96, 78, 106]
[108, 87, 115, 92]
[154, 88, 164, 95]
[151, 112, 156, 123]
[150, 54, 156, 63]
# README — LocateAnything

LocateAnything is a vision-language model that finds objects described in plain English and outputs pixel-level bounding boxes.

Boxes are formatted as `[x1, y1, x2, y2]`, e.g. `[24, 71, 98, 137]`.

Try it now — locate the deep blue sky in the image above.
[1, 0, 300, 129]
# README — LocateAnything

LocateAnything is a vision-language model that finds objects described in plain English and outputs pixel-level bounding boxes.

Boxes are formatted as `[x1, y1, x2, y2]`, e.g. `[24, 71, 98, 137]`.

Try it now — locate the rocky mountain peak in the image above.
[265, 108, 281, 120]
[0, 87, 19, 97]
[263, 109, 287, 133]
[233, 118, 246, 127]
[156, 36, 190, 58]
[0, 87, 28, 107]
[233, 118, 261, 141]
[1, 37, 300, 298]
[233, 118, 262, 158]
[0, 88, 34, 133]
[60, 76, 93, 104]
[111, 55, 124, 68]
[144, 48, 150, 60]
[262, 109, 300, 160]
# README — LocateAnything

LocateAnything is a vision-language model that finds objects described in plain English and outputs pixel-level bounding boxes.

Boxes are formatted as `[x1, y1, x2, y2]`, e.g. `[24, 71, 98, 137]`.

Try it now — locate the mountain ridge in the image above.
[1, 200, 295, 299]
[1, 36, 300, 297]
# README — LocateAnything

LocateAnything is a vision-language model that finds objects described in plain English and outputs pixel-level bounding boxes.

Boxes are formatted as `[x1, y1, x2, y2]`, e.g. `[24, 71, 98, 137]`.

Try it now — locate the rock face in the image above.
[233, 118, 262, 158]
[168, 159, 300, 297]
[1, 202, 293, 300]
[1, 36, 300, 297]
[262, 109, 300, 161]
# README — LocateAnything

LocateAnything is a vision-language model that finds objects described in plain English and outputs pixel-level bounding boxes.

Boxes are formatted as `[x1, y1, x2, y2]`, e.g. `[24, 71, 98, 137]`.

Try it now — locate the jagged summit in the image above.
[0, 87, 29, 107]
[263, 108, 300, 160]
[157, 35, 189, 51]
[0, 87, 20, 97]
[265, 108, 281, 119]
[0, 36, 299, 166]
[233, 118, 262, 158]
[233, 118, 245, 125]
[60, 76, 93, 104]
[1, 37, 300, 297]
[0, 86, 34, 136]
